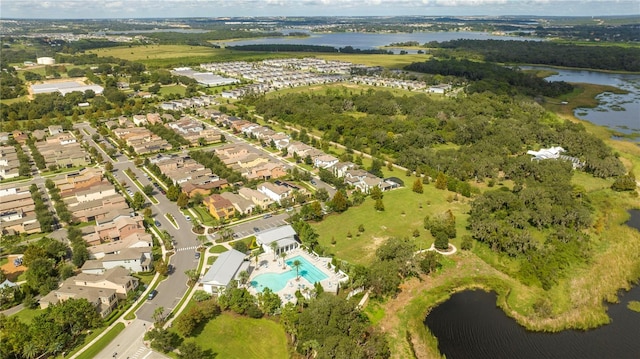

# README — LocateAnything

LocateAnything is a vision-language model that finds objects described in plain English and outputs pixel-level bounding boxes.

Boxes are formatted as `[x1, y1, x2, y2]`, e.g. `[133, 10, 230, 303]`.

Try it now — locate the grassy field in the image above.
[86, 44, 430, 69]
[187, 312, 289, 359]
[312, 185, 470, 265]
[9, 307, 40, 324]
[158, 84, 186, 96]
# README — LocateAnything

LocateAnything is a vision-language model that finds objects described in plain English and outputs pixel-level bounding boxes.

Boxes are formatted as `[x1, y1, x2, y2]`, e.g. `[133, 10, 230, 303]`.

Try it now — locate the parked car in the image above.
[185, 215, 191, 221]
[263, 214, 272, 219]
[147, 290, 157, 300]
[195, 252, 201, 259]
[154, 220, 161, 227]
[253, 227, 260, 232]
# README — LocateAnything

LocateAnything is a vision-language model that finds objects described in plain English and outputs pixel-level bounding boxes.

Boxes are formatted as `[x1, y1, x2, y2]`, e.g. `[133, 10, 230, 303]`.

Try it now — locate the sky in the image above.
[1, 0, 639, 19]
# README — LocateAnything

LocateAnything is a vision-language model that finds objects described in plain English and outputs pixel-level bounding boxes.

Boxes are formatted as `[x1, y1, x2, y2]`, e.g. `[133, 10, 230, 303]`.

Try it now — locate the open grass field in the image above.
[187, 312, 289, 359]
[312, 185, 470, 265]
[87, 44, 430, 69]
[157, 84, 186, 96]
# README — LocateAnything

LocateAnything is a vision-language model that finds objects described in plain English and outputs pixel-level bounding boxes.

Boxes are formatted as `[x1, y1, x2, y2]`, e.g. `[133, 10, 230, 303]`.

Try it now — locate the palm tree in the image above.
[292, 259, 302, 281]
[252, 250, 260, 270]
[280, 251, 288, 268]
[238, 270, 250, 288]
[270, 241, 279, 261]
[22, 342, 39, 359]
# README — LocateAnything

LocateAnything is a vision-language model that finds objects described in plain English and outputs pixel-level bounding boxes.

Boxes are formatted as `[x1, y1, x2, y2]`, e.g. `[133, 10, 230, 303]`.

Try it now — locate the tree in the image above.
[435, 172, 448, 190]
[153, 306, 166, 326]
[166, 185, 181, 202]
[292, 260, 302, 281]
[280, 251, 287, 269]
[270, 241, 279, 261]
[177, 192, 189, 209]
[329, 190, 348, 213]
[314, 188, 329, 202]
[419, 251, 442, 274]
[131, 192, 145, 211]
[370, 186, 383, 200]
[256, 287, 282, 315]
[238, 270, 250, 288]
[233, 241, 249, 253]
[177, 342, 210, 359]
[142, 184, 154, 196]
[374, 198, 385, 211]
[611, 172, 637, 191]
[412, 179, 424, 194]
[104, 162, 113, 172]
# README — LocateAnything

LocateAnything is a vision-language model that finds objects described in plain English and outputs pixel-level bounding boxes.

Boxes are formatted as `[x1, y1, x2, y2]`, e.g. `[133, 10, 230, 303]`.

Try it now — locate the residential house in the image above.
[204, 194, 236, 220]
[238, 187, 273, 209]
[39, 278, 118, 318]
[220, 192, 255, 216]
[72, 266, 138, 299]
[258, 182, 292, 204]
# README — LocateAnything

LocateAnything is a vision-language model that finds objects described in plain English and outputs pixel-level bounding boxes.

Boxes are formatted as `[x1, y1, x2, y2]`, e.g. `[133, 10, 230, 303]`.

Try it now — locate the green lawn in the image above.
[312, 185, 470, 265]
[157, 84, 186, 96]
[209, 245, 228, 254]
[192, 205, 218, 226]
[9, 307, 41, 325]
[187, 313, 289, 359]
[75, 323, 125, 359]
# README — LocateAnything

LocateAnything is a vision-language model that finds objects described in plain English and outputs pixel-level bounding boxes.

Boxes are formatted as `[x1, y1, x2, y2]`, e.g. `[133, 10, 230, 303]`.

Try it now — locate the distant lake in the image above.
[223, 31, 542, 53]
[523, 66, 640, 141]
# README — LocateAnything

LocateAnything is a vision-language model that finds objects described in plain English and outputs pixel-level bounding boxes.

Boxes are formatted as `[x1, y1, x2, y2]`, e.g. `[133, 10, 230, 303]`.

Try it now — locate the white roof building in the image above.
[255, 225, 299, 255]
[200, 249, 249, 294]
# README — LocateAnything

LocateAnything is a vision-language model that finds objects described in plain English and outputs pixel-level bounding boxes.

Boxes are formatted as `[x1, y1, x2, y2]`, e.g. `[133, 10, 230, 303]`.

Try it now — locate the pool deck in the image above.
[247, 248, 348, 305]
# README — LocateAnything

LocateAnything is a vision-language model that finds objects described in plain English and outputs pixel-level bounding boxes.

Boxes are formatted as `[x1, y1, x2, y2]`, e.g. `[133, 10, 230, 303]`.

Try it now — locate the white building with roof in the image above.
[200, 249, 249, 295]
[255, 225, 299, 256]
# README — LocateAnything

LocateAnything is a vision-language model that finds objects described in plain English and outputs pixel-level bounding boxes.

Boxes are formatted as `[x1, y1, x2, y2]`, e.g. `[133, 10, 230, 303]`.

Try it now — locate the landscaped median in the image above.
[165, 213, 178, 229]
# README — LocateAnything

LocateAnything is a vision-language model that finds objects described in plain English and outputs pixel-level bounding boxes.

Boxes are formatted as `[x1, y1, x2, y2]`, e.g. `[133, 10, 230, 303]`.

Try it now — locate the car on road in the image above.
[147, 290, 157, 300]
[185, 215, 191, 221]
[160, 189, 166, 195]
[310, 179, 316, 185]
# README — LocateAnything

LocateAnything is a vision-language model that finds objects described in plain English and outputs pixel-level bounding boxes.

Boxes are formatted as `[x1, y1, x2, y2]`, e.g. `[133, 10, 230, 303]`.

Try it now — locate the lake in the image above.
[522, 66, 640, 140]
[425, 210, 640, 359]
[222, 30, 542, 53]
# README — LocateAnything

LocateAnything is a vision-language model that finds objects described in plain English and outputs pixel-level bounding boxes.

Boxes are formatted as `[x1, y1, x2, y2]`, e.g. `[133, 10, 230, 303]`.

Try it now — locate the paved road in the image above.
[96, 319, 168, 359]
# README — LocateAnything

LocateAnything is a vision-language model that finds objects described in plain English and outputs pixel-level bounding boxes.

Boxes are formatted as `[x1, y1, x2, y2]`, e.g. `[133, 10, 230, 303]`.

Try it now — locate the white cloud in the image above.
[2, 0, 638, 18]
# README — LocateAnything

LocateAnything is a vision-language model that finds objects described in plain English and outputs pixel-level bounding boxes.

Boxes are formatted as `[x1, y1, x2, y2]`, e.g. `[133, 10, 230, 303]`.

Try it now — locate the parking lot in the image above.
[211, 213, 292, 240]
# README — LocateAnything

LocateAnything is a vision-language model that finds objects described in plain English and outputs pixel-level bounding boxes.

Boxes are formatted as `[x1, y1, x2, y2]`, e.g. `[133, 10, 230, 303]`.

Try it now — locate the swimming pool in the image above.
[251, 255, 328, 292]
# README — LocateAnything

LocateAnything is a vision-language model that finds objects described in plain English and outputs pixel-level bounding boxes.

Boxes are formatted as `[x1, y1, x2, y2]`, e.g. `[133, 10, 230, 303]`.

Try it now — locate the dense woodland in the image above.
[245, 89, 624, 181]
[405, 58, 574, 97]
[429, 40, 640, 72]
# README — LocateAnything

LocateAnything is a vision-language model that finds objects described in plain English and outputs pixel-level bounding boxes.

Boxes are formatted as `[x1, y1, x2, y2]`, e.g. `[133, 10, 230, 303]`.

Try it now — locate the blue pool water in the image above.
[251, 255, 328, 292]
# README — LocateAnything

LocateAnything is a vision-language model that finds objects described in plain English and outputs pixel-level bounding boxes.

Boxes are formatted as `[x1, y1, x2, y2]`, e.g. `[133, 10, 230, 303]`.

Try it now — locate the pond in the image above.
[425, 210, 640, 359]
[425, 287, 640, 359]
